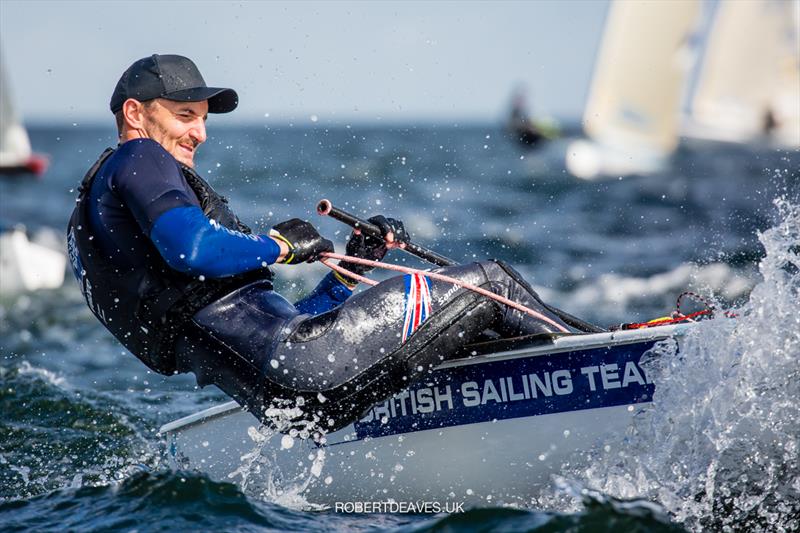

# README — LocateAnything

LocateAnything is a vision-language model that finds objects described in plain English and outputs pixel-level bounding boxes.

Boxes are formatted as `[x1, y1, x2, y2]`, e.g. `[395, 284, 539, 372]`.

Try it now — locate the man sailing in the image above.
[68, 54, 588, 432]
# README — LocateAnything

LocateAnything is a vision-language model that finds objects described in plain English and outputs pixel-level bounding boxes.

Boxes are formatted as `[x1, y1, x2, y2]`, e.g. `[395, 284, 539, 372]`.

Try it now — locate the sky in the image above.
[1, 0, 609, 125]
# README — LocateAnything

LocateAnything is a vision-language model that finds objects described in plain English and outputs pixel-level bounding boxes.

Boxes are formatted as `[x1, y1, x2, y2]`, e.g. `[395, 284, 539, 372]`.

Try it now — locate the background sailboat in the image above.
[0, 50, 48, 176]
[0, 49, 64, 297]
[567, 0, 800, 180]
[566, 0, 701, 180]
[684, 0, 800, 148]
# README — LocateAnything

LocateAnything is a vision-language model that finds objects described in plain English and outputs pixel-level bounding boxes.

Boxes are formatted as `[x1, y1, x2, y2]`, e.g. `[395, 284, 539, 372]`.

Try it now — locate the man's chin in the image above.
[174, 153, 194, 168]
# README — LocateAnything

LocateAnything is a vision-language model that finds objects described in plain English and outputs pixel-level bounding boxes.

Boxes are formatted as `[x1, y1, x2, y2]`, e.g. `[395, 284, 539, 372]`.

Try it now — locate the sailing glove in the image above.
[337, 215, 408, 285]
[270, 219, 334, 264]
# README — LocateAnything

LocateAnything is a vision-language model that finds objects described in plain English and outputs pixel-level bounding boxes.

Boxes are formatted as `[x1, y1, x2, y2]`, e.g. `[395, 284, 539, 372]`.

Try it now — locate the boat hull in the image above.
[565, 139, 669, 180]
[161, 325, 688, 507]
[0, 227, 66, 297]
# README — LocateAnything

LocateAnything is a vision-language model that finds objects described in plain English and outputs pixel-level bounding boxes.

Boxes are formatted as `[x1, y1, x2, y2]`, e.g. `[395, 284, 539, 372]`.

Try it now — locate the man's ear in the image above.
[122, 99, 146, 131]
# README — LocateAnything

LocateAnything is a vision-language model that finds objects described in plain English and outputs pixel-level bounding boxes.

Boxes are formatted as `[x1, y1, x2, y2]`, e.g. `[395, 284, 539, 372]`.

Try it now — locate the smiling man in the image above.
[68, 54, 583, 434]
[68, 54, 340, 394]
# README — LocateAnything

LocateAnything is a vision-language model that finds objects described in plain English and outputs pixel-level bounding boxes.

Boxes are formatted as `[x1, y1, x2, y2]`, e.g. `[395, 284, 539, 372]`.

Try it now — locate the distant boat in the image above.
[0, 51, 48, 176]
[506, 89, 560, 149]
[683, 0, 800, 148]
[566, 0, 701, 179]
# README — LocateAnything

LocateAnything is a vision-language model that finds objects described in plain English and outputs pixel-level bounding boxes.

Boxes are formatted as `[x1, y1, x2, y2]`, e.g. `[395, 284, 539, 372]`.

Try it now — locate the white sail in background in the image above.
[687, 0, 800, 147]
[583, 0, 700, 152]
[0, 52, 33, 168]
[567, 0, 701, 179]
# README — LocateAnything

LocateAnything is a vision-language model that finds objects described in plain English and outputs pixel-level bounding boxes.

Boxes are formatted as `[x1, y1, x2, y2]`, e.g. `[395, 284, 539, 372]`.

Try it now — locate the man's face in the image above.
[140, 99, 209, 168]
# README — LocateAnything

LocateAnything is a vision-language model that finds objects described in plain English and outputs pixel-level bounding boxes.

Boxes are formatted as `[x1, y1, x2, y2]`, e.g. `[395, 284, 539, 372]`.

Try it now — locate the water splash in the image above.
[226, 402, 329, 511]
[582, 198, 800, 531]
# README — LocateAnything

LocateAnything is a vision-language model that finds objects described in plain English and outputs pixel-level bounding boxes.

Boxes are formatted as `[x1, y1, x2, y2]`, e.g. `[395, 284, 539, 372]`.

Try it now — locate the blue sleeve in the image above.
[150, 206, 281, 278]
[294, 271, 353, 315]
[113, 139, 200, 234]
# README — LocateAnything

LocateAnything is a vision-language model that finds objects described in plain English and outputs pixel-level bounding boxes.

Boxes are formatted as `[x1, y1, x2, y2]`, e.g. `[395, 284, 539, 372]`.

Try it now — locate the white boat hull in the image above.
[161, 325, 689, 507]
[565, 139, 669, 180]
[0, 227, 66, 297]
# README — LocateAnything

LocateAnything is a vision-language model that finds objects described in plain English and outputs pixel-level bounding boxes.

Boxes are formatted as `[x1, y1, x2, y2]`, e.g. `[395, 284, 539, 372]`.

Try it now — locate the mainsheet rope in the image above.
[319, 252, 572, 334]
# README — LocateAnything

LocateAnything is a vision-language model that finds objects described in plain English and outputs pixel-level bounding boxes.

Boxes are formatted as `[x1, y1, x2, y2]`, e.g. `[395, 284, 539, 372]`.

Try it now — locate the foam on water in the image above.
[581, 198, 800, 531]
[566, 261, 755, 312]
[14, 360, 67, 387]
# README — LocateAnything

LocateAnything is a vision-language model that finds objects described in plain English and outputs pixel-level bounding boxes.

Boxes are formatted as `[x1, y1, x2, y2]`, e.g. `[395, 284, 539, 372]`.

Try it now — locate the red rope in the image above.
[618, 291, 737, 330]
[620, 309, 713, 330]
[677, 291, 737, 319]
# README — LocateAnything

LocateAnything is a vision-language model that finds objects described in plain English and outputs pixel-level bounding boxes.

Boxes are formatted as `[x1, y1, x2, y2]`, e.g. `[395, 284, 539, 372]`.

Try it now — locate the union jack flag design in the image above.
[402, 272, 433, 343]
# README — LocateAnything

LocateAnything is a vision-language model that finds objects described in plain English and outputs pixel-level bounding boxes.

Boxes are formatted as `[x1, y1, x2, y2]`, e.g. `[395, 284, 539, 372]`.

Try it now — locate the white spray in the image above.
[582, 198, 800, 531]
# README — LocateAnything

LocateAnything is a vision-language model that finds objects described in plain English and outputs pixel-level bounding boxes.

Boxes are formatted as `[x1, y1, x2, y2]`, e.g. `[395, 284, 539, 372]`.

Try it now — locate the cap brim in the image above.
[163, 87, 238, 114]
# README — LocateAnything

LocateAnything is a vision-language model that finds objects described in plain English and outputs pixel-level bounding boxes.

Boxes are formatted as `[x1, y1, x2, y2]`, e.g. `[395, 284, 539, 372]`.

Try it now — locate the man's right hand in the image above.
[270, 219, 334, 264]
[335, 215, 408, 287]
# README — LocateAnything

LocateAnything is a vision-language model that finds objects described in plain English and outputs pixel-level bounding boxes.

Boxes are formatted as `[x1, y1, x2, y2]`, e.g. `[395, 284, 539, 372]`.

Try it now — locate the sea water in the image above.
[0, 124, 797, 531]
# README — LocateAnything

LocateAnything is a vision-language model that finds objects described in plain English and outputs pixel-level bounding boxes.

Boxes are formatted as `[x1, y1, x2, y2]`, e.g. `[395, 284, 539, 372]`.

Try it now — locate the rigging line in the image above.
[320, 252, 571, 334]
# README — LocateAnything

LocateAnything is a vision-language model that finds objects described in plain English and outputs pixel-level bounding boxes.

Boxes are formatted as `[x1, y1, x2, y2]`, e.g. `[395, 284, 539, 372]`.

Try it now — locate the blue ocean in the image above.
[1, 123, 798, 532]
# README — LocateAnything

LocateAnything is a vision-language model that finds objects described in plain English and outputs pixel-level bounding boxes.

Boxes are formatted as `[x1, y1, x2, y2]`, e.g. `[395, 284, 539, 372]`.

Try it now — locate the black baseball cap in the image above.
[110, 54, 238, 114]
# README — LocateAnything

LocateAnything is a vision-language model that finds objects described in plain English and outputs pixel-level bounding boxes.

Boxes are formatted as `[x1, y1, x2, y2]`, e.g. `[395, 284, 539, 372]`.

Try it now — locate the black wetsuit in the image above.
[71, 140, 586, 432]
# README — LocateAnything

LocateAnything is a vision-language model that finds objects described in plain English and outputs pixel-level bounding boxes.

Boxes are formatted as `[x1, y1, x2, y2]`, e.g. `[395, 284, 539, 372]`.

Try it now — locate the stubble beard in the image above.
[143, 118, 195, 168]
